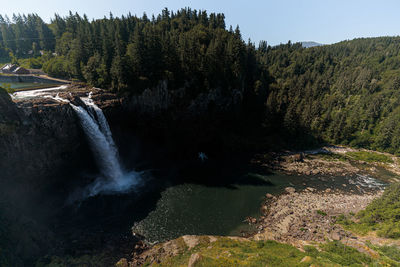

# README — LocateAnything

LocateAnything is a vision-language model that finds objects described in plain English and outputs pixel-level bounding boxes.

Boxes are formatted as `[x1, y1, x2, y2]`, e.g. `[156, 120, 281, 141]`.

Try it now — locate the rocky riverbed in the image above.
[254, 146, 400, 182]
[121, 147, 400, 266]
[254, 187, 382, 245]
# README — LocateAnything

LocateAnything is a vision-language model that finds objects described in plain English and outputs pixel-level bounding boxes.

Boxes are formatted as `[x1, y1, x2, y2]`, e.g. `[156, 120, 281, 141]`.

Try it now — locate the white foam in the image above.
[12, 85, 68, 99]
[353, 174, 386, 189]
[67, 93, 141, 198]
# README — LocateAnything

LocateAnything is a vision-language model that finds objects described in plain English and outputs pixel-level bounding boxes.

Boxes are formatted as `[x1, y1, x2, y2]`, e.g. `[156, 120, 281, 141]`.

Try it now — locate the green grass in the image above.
[0, 84, 14, 94]
[357, 183, 400, 238]
[316, 152, 347, 162]
[336, 183, 400, 239]
[345, 151, 394, 164]
[316, 150, 394, 164]
[365, 242, 400, 266]
[313, 241, 374, 266]
[335, 214, 371, 236]
[145, 237, 393, 267]
[316, 210, 327, 216]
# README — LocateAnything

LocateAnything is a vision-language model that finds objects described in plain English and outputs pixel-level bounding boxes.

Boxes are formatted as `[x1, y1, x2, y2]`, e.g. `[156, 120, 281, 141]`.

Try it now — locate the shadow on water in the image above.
[26, 147, 389, 265]
[47, 153, 277, 258]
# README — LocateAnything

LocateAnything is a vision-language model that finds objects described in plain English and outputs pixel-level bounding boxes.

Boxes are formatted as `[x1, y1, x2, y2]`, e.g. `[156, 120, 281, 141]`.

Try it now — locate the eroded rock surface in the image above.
[254, 188, 382, 244]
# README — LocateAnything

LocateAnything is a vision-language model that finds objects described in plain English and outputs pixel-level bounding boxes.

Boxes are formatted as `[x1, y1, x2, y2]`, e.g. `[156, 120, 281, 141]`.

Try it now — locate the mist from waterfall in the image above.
[67, 94, 141, 199]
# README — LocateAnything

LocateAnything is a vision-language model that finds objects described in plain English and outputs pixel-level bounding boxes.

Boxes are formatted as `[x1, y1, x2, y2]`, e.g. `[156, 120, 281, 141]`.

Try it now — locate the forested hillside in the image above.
[0, 9, 267, 97]
[3, 9, 400, 153]
[263, 38, 400, 153]
[0, 13, 54, 59]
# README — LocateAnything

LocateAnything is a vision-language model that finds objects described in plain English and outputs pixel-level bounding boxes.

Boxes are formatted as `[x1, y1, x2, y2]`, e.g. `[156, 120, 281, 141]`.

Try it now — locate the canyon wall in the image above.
[96, 81, 244, 161]
[0, 88, 94, 203]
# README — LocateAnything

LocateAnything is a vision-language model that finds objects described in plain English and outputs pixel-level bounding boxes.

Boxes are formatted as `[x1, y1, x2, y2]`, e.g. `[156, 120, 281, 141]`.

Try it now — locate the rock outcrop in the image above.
[0, 82, 250, 265]
[94, 80, 245, 162]
[0, 87, 99, 264]
[0, 89, 94, 201]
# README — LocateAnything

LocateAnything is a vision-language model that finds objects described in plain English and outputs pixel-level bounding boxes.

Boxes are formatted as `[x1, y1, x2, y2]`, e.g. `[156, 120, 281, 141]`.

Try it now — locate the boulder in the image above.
[115, 258, 129, 267]
[285, 187, 296, 194]
[293, 153, 304, 162]
[331, 231, 342, 240]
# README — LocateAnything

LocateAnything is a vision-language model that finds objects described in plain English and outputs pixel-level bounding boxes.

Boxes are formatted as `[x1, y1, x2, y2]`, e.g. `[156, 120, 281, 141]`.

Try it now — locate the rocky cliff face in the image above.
[0, 88, 94, 205]
[95, 81, 244, 161]
[0, 81, 246, 199]
[120, 80, 242, 119]
[0, 83, 250, 265]
[0, 88, 98, 264]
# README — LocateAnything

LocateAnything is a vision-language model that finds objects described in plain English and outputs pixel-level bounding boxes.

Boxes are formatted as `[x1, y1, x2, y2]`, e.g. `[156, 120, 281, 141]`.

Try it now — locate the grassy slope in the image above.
[317, 150, 394, 164]
[142, 237, 395, 267]
[345, 151, 394, 164]
[338, 183, 400, 239]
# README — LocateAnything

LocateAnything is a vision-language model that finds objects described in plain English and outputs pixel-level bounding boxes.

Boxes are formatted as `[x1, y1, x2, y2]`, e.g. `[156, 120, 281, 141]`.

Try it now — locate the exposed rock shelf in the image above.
[1, 86, 94, 196]
[254, 188, 382, 244]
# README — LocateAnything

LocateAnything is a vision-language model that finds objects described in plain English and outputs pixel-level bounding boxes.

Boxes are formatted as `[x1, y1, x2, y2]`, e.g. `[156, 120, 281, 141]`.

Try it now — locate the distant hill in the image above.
[301, 41, 323, 48]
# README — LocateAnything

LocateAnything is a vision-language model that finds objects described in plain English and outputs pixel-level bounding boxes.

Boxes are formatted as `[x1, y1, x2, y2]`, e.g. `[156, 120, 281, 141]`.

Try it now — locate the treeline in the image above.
[262, 37, 400, 154]
[7, 9, 400, 154]
[0, 14, 54, 59]
[38, 9, 267, 100]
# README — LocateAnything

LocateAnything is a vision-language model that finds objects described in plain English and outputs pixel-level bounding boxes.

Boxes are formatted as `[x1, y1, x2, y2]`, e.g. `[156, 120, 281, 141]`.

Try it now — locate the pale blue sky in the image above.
[2, 0, 400, 45]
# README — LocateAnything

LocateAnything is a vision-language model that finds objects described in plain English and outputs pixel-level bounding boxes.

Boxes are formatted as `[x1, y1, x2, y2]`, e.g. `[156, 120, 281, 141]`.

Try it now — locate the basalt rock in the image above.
[95, 80, 245, 161]
[0, 91, 94, 201]
[0, 87, 97, 264]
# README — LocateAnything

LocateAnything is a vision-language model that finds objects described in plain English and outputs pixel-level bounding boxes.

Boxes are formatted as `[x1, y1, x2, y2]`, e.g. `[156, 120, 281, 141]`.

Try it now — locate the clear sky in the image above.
[2, 0, 400, 46]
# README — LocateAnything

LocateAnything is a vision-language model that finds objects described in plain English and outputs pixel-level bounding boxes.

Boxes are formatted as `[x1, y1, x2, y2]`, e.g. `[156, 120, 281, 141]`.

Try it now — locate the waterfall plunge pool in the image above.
[13, 87, 387, 263]
[130, 170, 386, 243]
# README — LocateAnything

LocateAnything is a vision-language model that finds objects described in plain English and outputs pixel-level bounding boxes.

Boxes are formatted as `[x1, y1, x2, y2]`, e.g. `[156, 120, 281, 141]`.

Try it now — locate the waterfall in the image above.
[68, 94, 140, 197]
[15, 89, 140, 198]
[81, 93, 116, 147]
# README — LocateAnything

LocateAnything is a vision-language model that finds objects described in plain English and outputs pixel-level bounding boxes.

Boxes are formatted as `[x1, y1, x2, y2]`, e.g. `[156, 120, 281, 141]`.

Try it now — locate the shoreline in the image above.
[123, 146, 400, 266]
[254, 146, 400, 183]
[254, 187, 383, 246]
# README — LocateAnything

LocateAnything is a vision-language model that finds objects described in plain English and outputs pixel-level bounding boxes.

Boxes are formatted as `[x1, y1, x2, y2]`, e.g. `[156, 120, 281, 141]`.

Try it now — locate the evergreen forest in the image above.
[2, 9, 400, 153]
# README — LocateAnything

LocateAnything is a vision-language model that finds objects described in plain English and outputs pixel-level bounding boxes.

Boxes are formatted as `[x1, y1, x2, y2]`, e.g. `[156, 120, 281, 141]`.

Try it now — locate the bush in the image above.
[352, 183, 400, 238]
[42, 56, 69, 78]
[316, 210, 327, 216]
[320, 241, 372, 266]
[0, 84, 14, 94]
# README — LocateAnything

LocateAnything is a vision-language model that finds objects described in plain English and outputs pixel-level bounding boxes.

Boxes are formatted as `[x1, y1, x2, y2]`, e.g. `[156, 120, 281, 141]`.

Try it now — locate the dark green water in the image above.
[1, 82, 59, 90]
[132, 172, 386, 243]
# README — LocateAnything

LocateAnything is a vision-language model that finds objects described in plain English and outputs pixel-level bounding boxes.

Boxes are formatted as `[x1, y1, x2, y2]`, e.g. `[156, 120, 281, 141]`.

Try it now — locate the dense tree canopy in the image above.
[262, 37, 400, 153]
[39, 9, 265, 98]
[0, 13, 54, 58]
[4, 9, 400, 154]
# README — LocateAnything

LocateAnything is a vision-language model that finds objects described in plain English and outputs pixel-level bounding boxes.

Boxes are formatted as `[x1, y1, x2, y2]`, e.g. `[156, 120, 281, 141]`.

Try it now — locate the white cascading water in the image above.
[81, 92, 115, 146]
[12, 89, 140, 198]
[12, 85, 68, 99]
[69, 93, 140, 197]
